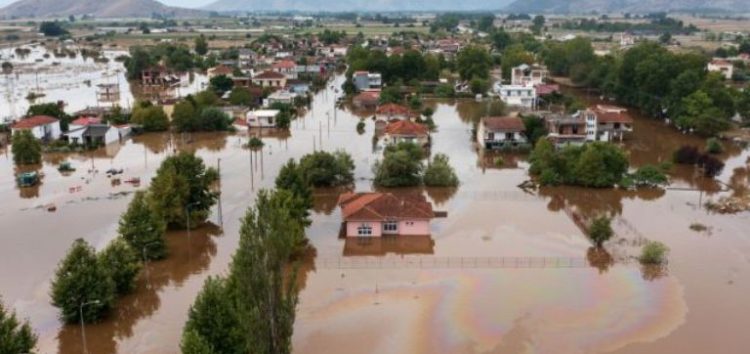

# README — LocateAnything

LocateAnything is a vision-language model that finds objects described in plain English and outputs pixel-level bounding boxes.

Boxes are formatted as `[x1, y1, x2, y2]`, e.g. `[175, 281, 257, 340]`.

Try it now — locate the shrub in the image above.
[424, 153, 459, 187]
[639, 241, 669, 265]
[705, 137, 723, 154]
[630, 165, 669, 187]
[587, 217, 613, 247]
[131, 105, 169, 132]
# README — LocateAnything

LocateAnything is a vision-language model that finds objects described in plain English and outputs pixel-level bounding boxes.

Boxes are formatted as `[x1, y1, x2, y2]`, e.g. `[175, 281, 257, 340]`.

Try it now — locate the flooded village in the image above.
[1, 5, 750, 354]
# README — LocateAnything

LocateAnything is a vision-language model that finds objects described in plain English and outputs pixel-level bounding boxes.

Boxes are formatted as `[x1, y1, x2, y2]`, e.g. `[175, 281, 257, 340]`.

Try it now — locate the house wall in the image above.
[398, 220, 431, 235]
[104, 127, 120, 145]
[383, 134, 429, 146]
[346, 221, 383, 237]
[21, 122, 62, 140]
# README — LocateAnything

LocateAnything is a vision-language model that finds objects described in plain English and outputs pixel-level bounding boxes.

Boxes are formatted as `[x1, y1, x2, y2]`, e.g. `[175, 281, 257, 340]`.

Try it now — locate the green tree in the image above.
[501, 44, 535, 81]
[424, 154, 459, 187]
[195, 35, 209, 56]
[182, 277, 244, 354]
[130, 105, 169, 132]
[276, 111, 291, 129]
[491, 29, 512, 51]
[298, 151, 355, 187]
[587, 217, 613, 247]
[228, 87, 253, 106]
[194, 90, 220, 108]
[119, 191, 167, 261]
[198, 107, 231, 131]
[209, 75, 234, 94]
[736, 88, 750, 125]
[39, 21, 68, 36]
[276, 159, 313, 211]
[98, 239, 141, 295]
[374, 143, 424, 187]
[379, 86, 402, 104]
[11, 130, 42, 165]
[50, 239, 115, 324]
[124, 47, 156, 80]
[456, 46, 492, 81]
[676, 90, 730, 136]
[172, 100, 199, 132]
[0, 298, 37, 354]
[149, 153, 218, 229]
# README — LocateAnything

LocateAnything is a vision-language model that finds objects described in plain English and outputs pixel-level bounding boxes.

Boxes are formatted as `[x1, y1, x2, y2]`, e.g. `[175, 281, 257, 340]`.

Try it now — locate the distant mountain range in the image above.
[505, 0, 750, 13]
[0, 0, 204, 18]
[204, 0, 514, 13]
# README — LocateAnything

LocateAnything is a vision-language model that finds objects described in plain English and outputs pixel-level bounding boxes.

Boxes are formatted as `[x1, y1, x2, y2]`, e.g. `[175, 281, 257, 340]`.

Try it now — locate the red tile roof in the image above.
[384, 120, 429, 137]
[210, 65, 234, 76]
[482, 116, 525, 132]
[353, 91, 380, 103]
[12, 115, 58, 129]
[376, 103, 416, 117]
[70, 117, 101, 126]
[592, 109, 633, 124]
[338, 192, 434, 221]
[272, 60, 296, 69]
[254, 71, 286, 80]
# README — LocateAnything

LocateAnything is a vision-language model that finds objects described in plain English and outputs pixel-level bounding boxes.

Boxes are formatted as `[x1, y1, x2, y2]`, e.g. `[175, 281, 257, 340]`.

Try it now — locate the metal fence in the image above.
[317, 256, 592, 270]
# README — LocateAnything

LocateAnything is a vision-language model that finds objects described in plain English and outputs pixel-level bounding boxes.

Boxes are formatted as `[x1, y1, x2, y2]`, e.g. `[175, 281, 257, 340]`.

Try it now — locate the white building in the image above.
[11, 115, 62, 140]
[708, 59, 734, 80]
[246, 110, 281, 128]
[353, 71, 382, 91]
[263, 91, 297, 107]
[494, 83, 537, 109]
[477, 116, 529, 150]
[511, 64, 547, 86]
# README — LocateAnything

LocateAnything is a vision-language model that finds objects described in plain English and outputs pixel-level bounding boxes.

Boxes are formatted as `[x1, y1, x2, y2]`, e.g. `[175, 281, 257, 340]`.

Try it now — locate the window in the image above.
[357, 224, 373, 236]
[383, 221, 398, 232]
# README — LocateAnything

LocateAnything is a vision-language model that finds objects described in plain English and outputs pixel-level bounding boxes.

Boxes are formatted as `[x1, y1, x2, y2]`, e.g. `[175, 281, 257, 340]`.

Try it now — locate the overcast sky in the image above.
[0, 0, 215, 8]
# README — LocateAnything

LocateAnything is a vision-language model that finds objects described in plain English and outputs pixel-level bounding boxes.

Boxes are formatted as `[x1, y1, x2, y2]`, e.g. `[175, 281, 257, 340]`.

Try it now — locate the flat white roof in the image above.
[247, 110, 280, 118]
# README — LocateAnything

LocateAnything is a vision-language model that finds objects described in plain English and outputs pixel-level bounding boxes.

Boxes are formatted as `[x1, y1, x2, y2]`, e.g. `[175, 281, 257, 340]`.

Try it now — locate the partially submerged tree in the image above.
[298, 151, 355, 187]
[424, 153, 459, 187]
[11, 130, 42, 165]
[98, 239, 142, 295]
[50, 239, 115, 324]
[0, 298, 37, 354]
[119, 191, 167, 260]
[587, 217, 614, 247]
[639, 241, 669, 265]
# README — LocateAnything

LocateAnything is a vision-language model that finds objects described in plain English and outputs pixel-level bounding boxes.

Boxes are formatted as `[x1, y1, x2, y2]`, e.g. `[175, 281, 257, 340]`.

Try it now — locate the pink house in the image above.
[338, 192, 434, 237]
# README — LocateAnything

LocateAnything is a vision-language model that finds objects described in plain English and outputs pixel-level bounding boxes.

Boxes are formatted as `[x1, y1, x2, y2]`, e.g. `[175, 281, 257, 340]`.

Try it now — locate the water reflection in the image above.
[586, 247, 615, 274]
[55, 224, 221, 354]
[540, 186, 667, 220]
[343, 236, 435, 256]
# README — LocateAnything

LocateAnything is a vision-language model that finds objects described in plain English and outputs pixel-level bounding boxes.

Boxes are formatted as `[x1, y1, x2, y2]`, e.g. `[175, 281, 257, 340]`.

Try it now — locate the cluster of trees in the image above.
[559, 15, 697, 34]
[0, 298, 37, 353]
[529, 140, 629, 188]
[345, 47, 447, 90]
[456, 45, 493, 92]
[11, 130, 42, 165]
[292, 150, 356, 188]
[130, 102, 169, 132]
[545, 40, 747, 135]
[39, 21, 69, 37]
[318, 29, 346, 45]
[373, 143, 459, 187]
[49, 153, 216, 323]
[172, 94, 232, 133]
[124, 44, 199, 80]
[181, 189, 306, 354]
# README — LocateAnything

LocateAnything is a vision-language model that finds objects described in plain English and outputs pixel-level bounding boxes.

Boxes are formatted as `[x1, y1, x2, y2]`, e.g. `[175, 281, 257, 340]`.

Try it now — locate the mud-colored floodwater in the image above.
[1, 75, 749, 354]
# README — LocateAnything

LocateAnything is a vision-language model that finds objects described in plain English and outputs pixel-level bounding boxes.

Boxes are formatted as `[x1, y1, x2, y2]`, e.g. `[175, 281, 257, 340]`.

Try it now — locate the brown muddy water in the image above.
[1, 75, 749, 354]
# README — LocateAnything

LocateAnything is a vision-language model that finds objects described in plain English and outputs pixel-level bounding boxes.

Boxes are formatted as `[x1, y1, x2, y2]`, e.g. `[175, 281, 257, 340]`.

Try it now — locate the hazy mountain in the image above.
[505, 0, 750, 13]
[205, 0, 515, 12]
[0, 0, 205, 18]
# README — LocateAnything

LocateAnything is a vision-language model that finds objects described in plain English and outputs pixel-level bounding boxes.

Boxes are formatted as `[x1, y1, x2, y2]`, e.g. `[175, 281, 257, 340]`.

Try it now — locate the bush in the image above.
[639, 241, 669, 265]
[424, 154, 459, 187]
[588, 217, 613, 247]
[50, 239, 115, 324]
[298, 150, 355, 187]
[530, 141, 629, 188]
[697, 154, 725, 177]
[705, 137, 723, 154]
[131, 105, 169, 132]
[276, 111, 291, 129]
[435, 83, 455, 98]
[374, 143, 424, 187]
[630, 165, 669, 187]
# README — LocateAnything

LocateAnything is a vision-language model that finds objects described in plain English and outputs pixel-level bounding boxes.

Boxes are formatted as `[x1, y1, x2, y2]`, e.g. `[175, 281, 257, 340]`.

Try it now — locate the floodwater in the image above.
[0, 45, 208, 123]
[0, 74, 749, 354]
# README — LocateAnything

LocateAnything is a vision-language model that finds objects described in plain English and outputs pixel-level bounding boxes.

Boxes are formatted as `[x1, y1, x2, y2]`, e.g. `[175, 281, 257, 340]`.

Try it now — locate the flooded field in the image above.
[0, 45, 207, 122]
[0, 75, 749, 354]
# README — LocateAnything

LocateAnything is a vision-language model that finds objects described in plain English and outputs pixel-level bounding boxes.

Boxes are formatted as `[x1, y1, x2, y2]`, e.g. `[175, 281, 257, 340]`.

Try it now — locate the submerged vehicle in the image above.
[58, 162, 75, 173]
[16, 171, 39, 187]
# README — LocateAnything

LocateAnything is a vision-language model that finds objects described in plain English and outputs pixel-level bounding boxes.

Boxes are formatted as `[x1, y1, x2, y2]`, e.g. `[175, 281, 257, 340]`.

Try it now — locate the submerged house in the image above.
[382, 120, 430, 147]
[11, 115, 62, 141]
[477, 116, 529, 150]
[375, 103, 417, 121]
[246, 109, 280, 128]
[545, 105, 633, 146]
[338, 192, 435, 237]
